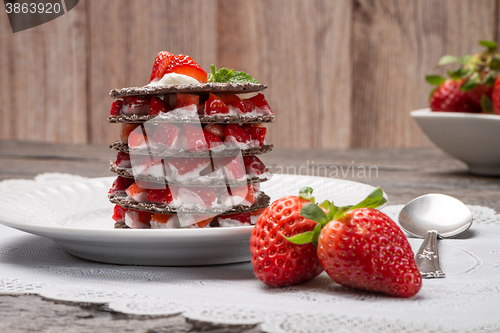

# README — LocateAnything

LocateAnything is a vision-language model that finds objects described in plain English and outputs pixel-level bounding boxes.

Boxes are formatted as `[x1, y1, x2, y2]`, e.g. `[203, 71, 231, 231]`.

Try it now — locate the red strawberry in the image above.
[242, 124, 266, 146]
[466, 84, 493, 108]
[147, 188, 173, 204]
[149, 51, 174, 83]
[115, 152, 131, 168]
[149, 96, 170, 115]
[316, 207, 421, 298]
[204, 92, 229, 115]
[108, 176, 135, 195]
[289, 187, 421, 298]
[247, 93, 273, 114]
[176, 93, 199, 109]
[110, 100, 123, 115]
[203, 124, 225, 140]
[224, 124, 251, 144]
[168, 157, 211, 176]
[243, 156, 266, 175]
[151, 123, 181, 148]
[171, 187, 217, 208]
[112, 205, 127, 222]
[250, 188, 324, 287]
[122, 96, 150, 115]
[430, 79, 481, 112]
[149, 52, 207, 83]
[492, 76, 500, 115]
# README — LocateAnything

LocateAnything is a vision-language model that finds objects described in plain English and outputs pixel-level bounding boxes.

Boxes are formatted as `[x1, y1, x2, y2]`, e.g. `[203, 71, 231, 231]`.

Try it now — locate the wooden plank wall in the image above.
[0, 0, 497, 149]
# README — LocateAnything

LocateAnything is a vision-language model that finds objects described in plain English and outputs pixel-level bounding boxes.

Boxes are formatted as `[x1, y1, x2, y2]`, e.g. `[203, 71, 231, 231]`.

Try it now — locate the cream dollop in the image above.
[147, 73, 200, 86]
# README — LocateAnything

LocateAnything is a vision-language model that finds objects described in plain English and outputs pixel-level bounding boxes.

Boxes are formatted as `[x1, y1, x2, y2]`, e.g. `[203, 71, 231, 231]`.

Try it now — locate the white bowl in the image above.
[411, 108, 500, 176]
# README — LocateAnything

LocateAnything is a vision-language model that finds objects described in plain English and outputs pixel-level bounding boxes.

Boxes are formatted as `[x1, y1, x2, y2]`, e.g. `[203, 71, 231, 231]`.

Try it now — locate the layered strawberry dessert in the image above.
[107, 52, 274, 229]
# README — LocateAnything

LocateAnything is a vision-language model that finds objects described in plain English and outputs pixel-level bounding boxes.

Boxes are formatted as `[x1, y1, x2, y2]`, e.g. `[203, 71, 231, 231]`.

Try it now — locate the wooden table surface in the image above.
[1, 139, 499, 332]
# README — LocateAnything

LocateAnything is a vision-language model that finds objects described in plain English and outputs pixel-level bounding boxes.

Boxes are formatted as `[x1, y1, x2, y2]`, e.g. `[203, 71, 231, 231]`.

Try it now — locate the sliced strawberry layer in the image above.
[176, 93, 199, 109]
[218, 93, 240, 105]
[110, 100, 123, 115]
[150, 213, 177, 229]
[243, 155, 266, 175]
[213, 156, 246, 180]
[151, 123, 181, 148]
[242, 124, 266, 146]
[120, 123, 141, 144]
[203, 124, 225, 140]
[147, 188, 173, 204]
[128, 128, 148, 149]
[219, 212, 252, 225]
[149, 96, 170, 115]
[126, 182, 148, 202]
[109, 176, 135, 195]
[229, 185, 256, 204]
[122, 96, 150, 115]
[184, 123, 208, 152]
[194, 216, 214, 228]
[112, 205, 127, 222]
[115, 152, 131, 168]
[125, 209, 152, 229]
[247, 93, 273, 114]
[168, 157, 211, 176]
[229, 99, 254, 114]
[204, 92, 229, 115]
[224, 124, 251, 144]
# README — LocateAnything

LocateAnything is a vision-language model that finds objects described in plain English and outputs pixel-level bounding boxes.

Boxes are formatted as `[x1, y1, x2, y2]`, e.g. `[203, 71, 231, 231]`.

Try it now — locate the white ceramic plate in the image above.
[412, 108, 500, 176]
[0, 175, 382, 266]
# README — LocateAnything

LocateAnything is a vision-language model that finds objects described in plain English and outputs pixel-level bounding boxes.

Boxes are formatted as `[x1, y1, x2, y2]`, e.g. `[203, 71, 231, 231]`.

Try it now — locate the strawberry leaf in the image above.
[425, 75, 445, 85]
[481, 95, 494, 114]
[326, 202, 338, 221]
[283, 223, 321, 245]
[299, 187, 315, 203]
[207, 64, 259, 84]
[490, 55, 500, 70]
[300, 202, 329, 225]
[438, 55, 461, 66]
[480, 40, 497, 53]
[460, 72, 480, 91]
[333, 205, 353, 220]
[482, 72, 496, 86]
[319, 200, 331, 209]
[350, 187, 386, 210]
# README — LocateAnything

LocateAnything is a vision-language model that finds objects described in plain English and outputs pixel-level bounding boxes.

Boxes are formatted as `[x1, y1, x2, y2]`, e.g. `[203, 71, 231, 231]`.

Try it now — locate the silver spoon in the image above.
[398, 194, 473, 278]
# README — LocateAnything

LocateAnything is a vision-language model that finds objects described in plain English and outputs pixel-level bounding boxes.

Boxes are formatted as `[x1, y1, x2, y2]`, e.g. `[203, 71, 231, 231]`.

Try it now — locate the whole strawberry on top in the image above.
[427, 40, 500, 113]
[287, 187, 422, 298]
[250, 188, 324, 287]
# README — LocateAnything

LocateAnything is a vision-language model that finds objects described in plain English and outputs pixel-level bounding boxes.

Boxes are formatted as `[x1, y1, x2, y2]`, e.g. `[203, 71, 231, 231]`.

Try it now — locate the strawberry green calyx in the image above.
[207, 64, 259, 84]
[298, 187, 315, 203]
[284, 187, 386, 246]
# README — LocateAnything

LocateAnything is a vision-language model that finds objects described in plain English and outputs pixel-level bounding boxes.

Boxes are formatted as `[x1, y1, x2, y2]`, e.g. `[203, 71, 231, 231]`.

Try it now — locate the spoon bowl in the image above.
[399, 194, 473, 278]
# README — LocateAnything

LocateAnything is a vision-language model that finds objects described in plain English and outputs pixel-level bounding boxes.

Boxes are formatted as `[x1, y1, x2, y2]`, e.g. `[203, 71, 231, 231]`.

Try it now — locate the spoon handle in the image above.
[415, 230, 445, 278]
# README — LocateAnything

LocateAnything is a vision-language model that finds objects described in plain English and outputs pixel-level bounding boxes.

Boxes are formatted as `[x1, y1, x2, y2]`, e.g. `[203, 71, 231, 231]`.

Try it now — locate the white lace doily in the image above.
[1, 174, 500, 333]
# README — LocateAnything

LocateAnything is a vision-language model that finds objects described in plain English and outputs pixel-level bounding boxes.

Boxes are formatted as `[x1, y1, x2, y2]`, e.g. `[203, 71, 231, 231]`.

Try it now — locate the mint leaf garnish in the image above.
[207, 64, 259, 84]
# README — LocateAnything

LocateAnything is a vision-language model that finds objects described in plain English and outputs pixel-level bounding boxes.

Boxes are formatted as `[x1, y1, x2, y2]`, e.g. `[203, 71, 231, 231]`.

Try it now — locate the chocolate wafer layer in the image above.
[109, 191, 270, 215]
[110, 162, 272, 187]
[110, 141, 273, 157]
[110, 82, 266, 98]
[108, 114, 274, 124]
